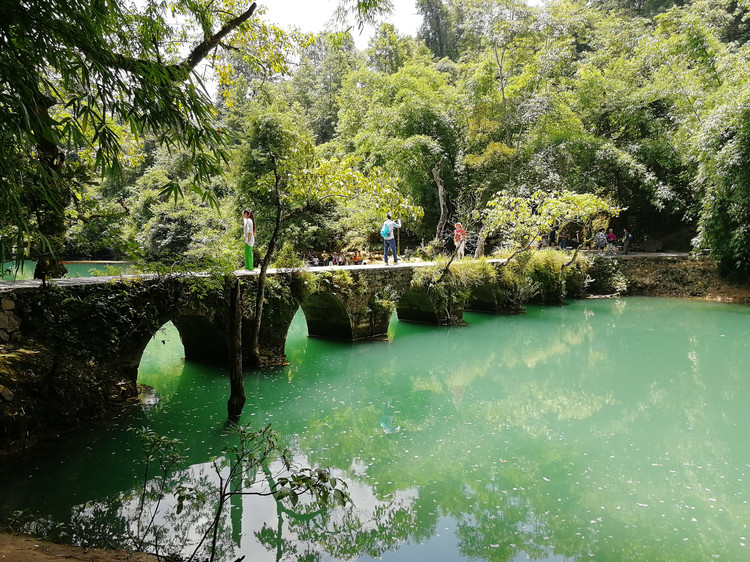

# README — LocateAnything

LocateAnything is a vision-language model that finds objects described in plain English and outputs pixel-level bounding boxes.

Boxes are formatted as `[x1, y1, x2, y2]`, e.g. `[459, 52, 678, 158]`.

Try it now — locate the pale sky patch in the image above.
[259, 0, 423, 50]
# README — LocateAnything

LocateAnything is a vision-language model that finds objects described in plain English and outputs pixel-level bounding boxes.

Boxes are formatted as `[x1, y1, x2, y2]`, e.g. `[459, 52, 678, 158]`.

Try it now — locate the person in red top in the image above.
[606, 228, 617, 253]
[454, 222, 467, 259]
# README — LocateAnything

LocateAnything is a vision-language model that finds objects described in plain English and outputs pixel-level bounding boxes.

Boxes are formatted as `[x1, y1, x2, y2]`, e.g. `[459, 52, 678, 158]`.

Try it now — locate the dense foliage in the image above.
[4, 0, 750, 276]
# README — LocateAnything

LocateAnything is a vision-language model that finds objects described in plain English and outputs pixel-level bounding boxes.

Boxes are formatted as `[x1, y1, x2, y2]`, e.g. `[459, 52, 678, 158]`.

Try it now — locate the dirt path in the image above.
[0, 532, 156, 561]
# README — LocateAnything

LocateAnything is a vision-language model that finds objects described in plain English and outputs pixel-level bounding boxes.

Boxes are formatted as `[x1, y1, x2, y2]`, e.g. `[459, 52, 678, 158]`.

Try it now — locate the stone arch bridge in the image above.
[2, 254, 694, 452]
[1, 261, 513, 389]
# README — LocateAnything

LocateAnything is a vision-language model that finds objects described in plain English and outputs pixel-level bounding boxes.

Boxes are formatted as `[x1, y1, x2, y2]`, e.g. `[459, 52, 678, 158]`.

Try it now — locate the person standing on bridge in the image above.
[454, 222, 466, 259]
[243, 209, 255, 270]
[622, 228, 633, 255]
[594, 228, 607, 253]
[381, 213, 401, 264]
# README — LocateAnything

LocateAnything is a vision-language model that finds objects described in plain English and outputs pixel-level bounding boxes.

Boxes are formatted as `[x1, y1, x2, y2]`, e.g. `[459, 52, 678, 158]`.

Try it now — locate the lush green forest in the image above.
[4, 0, 750, 278]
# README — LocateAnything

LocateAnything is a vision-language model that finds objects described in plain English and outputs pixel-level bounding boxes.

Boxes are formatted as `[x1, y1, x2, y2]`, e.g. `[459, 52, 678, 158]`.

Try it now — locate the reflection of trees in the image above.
[253, 459, 418, 561]
[262, 499, 417, 560]
[454, 489, 549, 561]
[69, 462, 220, 559]
[9, 300, 750, 561]
[63, 423, 420, 561]
[278, 300, 750, 561]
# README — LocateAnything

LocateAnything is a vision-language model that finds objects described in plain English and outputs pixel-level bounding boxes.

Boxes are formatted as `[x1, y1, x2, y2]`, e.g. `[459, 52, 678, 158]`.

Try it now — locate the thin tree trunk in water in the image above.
[227, 278, 245, 422]
[432, 155, 448, 242]
[248, 158, 283, 367]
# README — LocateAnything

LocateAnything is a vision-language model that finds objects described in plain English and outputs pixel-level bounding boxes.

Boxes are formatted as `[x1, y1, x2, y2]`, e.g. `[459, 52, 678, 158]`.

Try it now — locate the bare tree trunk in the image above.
[436, 251, 457, 284]
[493, 44, 507, 101]
[432, 155, 448, 242]
[248, 157, 283, 367]
[474, 229, 487, 258]
[227, 278, 245, 422]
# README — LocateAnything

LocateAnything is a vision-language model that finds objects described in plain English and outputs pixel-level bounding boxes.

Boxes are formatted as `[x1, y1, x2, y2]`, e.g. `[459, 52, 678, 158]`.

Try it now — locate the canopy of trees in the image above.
[4, 0, 750, 277]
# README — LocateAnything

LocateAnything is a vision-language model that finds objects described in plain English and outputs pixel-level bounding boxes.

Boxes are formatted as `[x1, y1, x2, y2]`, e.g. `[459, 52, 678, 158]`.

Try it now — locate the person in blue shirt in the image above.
[381, 213, 401, 264]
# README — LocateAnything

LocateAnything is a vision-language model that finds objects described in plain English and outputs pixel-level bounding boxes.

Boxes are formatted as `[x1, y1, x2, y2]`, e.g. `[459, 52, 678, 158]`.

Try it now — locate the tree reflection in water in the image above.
[5, 299, 750, 561]
[68, 424, 416, 561]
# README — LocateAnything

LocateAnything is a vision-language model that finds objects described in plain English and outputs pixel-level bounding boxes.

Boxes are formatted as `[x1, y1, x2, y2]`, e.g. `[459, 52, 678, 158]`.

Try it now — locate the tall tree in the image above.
[235, 107, 420, 366]
[335, 59, 462, 238]
[367, 23, 416, 74]
[0, 0, 267, 278]
[288, 34, 362, 143]
[417, 0, 459, 60]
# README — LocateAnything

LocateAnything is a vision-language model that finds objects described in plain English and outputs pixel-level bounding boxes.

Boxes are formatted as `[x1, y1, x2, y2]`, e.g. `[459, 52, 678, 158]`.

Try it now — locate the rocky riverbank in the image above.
[617, 254, 750, 301]
[0, 531, 157, 561]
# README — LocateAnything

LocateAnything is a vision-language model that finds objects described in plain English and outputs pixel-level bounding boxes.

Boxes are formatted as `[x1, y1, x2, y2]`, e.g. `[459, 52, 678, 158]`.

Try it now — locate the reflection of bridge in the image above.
[0, 254, 703, 452]
[0, 260, 513, 385]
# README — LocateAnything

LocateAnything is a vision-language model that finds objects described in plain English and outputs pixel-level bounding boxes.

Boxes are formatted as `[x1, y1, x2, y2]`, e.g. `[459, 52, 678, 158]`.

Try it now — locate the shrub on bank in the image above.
[586, 257, 627, 295]
[497, 250, 590, 305]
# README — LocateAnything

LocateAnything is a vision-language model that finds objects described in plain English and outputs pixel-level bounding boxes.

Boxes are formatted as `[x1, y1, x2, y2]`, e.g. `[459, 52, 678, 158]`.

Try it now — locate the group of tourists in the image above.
[540, 228, 581, 250]
[380, 215, 467, 263]
[305, 251, 365, 267]
[592, 228, 634, 254]
[241, 208, 368, 270]
[381, 215, 469, 264]
[540, 226, 634, 255]
[242, 207, 635, 271]
[242, 209, 463, 269]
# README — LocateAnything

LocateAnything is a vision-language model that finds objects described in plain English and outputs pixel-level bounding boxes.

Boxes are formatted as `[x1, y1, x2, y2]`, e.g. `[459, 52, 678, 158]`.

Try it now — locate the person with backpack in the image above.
[381, 213, 401, 264]
[594, 228, 607, 253]
[622, 228, 634, 255]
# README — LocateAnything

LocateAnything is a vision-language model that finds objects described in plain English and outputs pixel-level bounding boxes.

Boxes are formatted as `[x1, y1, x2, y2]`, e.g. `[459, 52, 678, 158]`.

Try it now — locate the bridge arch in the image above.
[299, 292, 354, 340]
[172, 314, 229, 364]
[119, 310, 229, 385]
[396, 287, 463, 325]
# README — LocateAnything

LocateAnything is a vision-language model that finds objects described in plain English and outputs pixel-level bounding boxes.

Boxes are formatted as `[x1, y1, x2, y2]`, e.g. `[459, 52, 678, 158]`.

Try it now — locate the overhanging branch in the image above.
[102, 2, 258, 81]
[182, 2, 258, 71]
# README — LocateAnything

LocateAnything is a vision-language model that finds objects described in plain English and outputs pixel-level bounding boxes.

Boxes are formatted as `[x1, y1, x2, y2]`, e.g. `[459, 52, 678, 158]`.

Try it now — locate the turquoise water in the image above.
[2, 260, 133, 280]
[1, 297, 750, 561]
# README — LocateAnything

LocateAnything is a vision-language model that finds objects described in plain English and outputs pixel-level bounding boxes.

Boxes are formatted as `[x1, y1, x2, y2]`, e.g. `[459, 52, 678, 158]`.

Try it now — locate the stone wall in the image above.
[0, 297, 21, 343]
[620, 255, 750, 299]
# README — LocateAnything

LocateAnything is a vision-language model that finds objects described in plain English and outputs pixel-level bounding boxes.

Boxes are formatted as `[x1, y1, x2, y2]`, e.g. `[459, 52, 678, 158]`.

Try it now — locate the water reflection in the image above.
[1, 260, 133, 281]
[1, 298, 750, 561]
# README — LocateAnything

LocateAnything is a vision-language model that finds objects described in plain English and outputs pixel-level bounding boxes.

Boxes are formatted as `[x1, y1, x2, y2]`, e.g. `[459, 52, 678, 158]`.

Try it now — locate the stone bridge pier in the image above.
[298, 266, 416, 339]
[240, 262, 477, 363]
[238, 265, 417, 365]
